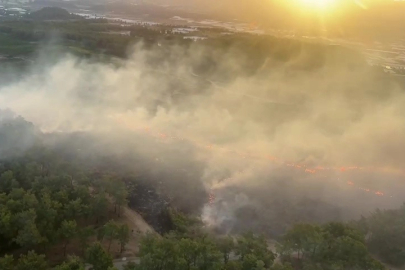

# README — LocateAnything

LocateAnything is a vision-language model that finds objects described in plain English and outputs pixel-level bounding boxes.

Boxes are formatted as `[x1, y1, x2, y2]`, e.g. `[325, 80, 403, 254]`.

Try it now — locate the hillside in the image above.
[27, 7, 82, 21]
[0, 10, 404, 269]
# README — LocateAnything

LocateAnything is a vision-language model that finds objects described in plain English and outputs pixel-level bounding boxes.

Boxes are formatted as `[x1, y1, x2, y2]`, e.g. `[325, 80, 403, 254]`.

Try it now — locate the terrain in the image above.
[0, 2, 404, 270]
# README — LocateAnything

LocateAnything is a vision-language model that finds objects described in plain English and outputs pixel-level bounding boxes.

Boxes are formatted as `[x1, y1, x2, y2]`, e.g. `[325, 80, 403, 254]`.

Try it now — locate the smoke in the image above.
[0, 37, 404, 235]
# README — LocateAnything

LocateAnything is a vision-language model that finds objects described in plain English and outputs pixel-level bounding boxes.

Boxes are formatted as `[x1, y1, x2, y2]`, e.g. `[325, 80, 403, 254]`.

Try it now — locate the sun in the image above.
[295, 0, 337, 11]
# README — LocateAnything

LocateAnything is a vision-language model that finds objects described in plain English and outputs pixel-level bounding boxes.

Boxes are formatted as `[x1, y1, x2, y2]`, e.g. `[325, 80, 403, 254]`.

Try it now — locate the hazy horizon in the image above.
[66, 0, 405, 40]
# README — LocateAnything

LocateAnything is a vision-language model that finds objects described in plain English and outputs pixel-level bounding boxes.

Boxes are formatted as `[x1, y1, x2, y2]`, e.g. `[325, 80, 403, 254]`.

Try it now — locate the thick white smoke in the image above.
[0, 39, 404, 234]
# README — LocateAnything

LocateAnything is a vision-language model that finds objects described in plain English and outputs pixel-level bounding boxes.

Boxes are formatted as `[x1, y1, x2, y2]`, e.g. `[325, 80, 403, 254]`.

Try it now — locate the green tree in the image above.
[123, 262, 138, 270]
[35, 190, 61, 246]
[59, 220, 77, 257]
[14, 209, 43, 249]
[196, 237, 222, 270]
[75, 185, 93, 205]
[178, 238, 200, 269]
[241, 254, 260, 270]
[7, 188, 38, 213]
[137, 235, 180, 270]
[103, 220, 119, 253]
[55, 256, 85, 270]
[0, 170, 19, 193]
[168, 208, 201, 235]
[236, 232, 275, 268]
[78, 226, 95, 255]
[0, 207, 13, 240]
[302, 262, 323, 270]
[55, 189, 70, 206]
[366, 206, 405, 266]
[0, 254, 14, 270]
[278, 223, 322, 260]
[277, 221, 384, 270]
[16, 251, 48, 270]
[319, 222, 370, 268]
[138, 233, 223, 270]
[217, 236, 235, 264]
[111, 181, 128, 217]
[91, 192, 108, 224]
[86, 242, 113, 270]
[223, 261, 242, 270]
[64, 198, 85, 220]
[270, 263, 294, 270]
[117, 224, 130, 254]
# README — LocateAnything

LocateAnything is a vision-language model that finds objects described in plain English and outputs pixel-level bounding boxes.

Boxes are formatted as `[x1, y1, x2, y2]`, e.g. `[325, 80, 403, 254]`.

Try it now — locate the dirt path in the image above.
[103, 206, 157, 258]
[122, 206, 155, 234]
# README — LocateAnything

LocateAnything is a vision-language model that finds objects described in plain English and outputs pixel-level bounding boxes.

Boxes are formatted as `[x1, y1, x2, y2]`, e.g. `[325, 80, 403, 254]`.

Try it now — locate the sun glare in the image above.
[296, 0, 337, 11]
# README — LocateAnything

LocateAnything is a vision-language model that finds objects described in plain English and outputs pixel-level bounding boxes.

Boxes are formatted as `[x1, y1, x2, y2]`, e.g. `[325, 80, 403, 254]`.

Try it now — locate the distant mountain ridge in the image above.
[28, 7, 82, 20]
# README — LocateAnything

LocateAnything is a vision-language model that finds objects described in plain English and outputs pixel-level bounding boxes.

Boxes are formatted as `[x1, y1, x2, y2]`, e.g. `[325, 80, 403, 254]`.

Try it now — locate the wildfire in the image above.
[111, 115, 393, 198]
[305, 169, 316, 174]
[208, 190, 215, 204]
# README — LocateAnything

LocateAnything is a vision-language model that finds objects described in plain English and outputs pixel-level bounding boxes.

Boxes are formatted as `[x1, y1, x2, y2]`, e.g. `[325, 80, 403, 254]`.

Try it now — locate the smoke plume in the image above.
[0, 37, 404, 235]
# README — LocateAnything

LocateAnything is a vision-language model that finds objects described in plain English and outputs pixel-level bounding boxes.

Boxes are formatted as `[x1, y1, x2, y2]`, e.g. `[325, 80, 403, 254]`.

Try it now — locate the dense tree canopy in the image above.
[0, 97, 399, 270]
[352, 205, 405, 267]
[125, 221, 385, 270]
[0, 114, 132, 269]
[277, 223, 385, 270]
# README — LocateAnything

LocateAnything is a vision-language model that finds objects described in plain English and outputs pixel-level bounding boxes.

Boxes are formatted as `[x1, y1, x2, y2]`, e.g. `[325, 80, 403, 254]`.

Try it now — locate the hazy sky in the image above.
[151, 0, 405, 39]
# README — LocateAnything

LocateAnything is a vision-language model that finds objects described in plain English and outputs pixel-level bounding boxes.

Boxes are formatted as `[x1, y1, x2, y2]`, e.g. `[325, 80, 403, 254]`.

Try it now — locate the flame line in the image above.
[112, 117, 394, 198]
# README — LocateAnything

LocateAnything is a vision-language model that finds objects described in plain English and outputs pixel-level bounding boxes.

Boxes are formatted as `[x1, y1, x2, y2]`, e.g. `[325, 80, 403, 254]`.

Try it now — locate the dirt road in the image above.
[122, 206, 155, 234]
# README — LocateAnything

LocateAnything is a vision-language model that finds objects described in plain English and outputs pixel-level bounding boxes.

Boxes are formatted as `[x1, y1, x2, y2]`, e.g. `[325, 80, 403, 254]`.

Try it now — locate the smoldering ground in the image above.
[0, 36, 404, 236]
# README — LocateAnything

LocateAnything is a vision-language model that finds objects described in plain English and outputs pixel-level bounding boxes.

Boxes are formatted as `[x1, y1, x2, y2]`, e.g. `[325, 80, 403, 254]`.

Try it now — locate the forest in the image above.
[0, 12, 372, 66]
[0, 13, 403, 270]
[0, 106, 403, 270]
